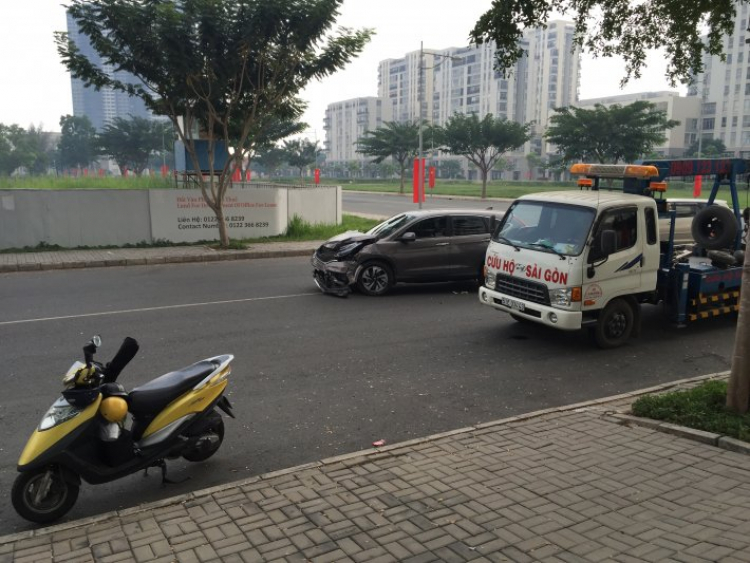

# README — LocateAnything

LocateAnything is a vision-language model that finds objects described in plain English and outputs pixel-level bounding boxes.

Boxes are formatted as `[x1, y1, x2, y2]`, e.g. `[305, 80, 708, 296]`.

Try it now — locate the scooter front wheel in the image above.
[12, 466, 79, 524]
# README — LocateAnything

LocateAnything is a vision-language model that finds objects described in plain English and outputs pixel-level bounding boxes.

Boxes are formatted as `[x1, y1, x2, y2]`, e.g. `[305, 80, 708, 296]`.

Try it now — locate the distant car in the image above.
[660, 198, 730, 244]
[312, 209, 504, 296]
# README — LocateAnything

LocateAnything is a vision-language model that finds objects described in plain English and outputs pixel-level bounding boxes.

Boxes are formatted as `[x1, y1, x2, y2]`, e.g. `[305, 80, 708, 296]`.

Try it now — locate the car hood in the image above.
[319, 231, 378, 250]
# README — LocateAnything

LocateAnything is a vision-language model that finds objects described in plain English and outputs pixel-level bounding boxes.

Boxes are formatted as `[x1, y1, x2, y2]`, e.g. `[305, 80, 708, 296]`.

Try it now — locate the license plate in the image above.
[501, 297, 525, 311]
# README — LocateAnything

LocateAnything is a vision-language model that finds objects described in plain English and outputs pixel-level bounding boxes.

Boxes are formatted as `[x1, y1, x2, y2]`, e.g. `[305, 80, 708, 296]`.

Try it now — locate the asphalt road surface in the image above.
[342, 191, 511, 219]
[0, 257, 735, 534]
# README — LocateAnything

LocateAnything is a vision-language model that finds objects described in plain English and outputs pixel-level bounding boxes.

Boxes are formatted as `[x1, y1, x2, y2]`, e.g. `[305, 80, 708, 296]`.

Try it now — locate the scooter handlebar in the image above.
[103, 337, 140, 383]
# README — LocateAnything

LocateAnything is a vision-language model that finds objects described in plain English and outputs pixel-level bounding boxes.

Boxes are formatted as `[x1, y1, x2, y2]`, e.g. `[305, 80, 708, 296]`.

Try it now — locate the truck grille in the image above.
[495, 274, 549, 305]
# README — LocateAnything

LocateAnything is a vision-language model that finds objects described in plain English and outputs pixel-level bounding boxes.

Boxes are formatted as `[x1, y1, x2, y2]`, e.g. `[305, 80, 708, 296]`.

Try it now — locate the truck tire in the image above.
[691, 205, 738, 250]
[594, 298, 634, 349]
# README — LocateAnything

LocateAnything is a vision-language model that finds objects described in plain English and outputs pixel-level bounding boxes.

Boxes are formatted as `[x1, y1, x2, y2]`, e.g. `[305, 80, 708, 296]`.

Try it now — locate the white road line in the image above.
[0, 292, 319, 326]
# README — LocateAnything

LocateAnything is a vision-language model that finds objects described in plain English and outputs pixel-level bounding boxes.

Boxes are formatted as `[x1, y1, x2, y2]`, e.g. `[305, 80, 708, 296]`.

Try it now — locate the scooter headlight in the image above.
[39, 397, 84, 431]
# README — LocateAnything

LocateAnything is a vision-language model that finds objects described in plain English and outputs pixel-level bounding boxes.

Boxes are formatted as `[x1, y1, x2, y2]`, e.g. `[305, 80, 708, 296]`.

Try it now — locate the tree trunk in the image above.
[727, 250, 750, 413]
[480, 168, 488, 199]
[399, 164, 405, 194]
[216, 204, 229, 248]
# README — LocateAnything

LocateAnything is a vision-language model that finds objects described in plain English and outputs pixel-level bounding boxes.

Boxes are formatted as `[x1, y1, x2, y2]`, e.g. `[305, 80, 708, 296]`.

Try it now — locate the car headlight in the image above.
[548, 287, 582, 308]
[335, 242, 364, 260]
[39, 398, 83, 431]
[485, 272, 496, 289]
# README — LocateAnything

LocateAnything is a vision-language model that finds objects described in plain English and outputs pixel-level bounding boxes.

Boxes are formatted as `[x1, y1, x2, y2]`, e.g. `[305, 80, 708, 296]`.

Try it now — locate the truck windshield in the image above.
[493, 201, 596, 257]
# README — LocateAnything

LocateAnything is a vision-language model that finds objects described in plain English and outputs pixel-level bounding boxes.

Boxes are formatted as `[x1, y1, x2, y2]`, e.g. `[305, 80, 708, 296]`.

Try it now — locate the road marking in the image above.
[0, 292, 319, 326]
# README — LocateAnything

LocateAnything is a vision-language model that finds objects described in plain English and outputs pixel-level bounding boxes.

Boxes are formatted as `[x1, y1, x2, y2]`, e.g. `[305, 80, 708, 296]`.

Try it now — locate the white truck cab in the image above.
[479, 189, 661, 348]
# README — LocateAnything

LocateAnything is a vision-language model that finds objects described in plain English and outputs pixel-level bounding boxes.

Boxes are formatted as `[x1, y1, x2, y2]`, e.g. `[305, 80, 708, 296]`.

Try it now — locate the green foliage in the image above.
[58, 115, 98, 169]
[469, 0, 739, 86]
[99, 117, 173, 175]
[356, 120, 420, 193]
[0, 175, 173, 189]
[632, 380, 750, 442]
[283, 139, 320, 178]
[0, 124, 40, 176]
[252, 145, 287, 177]
[438, 160, 464, 179]
[545, 101, 679, 164]
[58, 0, 372, 246]
[434, 113, 531, 198]
[684, 138, 728, 157]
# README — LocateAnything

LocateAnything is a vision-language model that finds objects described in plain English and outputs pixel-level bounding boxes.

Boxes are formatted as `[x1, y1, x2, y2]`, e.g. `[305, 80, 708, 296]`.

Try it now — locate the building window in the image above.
[702, 118, 715, 130]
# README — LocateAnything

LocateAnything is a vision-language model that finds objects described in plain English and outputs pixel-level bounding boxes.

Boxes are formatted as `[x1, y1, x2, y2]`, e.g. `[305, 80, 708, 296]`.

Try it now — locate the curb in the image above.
[0, 369, 735, 546]
[0, 248, 316, 273]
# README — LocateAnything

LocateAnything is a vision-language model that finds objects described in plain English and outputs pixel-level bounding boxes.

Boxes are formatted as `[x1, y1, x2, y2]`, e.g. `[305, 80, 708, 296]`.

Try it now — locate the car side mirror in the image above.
[400, 232, 416, 243]
[600, 229, 617, 256]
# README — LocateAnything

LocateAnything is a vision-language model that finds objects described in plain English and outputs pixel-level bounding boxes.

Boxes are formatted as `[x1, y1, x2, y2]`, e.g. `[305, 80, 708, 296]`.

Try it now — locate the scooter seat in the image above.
[128, 359, 219, 416]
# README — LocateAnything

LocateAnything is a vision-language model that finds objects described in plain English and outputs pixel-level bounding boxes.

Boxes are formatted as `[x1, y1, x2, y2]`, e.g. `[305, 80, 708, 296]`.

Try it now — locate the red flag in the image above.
[98, 169, 105, 177]
[160, 165, 168, 177]
[232, 167, 241, 182]
[245, 169, 251, 181]
[412, 158, 420, 203]
[314, 168, 320, 184]
[83, 168, 89, 177]
[122, 167, 128, 178]
[428, 166, 435, 189]
[693, 175, 702, 197]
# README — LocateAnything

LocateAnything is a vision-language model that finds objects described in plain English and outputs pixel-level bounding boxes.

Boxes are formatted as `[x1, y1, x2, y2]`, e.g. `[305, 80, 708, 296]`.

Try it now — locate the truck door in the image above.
[585, 206, 644, 303]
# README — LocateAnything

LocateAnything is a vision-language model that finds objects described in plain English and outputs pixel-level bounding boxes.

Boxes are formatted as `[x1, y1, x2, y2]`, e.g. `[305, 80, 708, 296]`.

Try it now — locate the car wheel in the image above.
[594, 298, 635, 349]
[692, 205, 738, 250]
[356, 262, 393, 296]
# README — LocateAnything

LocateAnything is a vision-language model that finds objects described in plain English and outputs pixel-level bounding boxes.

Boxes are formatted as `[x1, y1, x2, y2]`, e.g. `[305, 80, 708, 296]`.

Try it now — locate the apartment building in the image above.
[577, 91, 701, 157]
[690, 2, 750, 157]
[322, 97, 382, 165]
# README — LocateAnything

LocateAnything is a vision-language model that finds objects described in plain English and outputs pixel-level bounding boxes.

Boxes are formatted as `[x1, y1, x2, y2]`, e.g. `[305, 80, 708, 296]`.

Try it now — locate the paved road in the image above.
[0, 257, 735, 535]
[342, 191, 511, 219]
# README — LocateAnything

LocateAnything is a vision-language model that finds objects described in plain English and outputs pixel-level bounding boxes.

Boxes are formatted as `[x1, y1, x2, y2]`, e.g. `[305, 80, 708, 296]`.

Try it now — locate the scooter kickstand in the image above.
[156, 459, 190, 486]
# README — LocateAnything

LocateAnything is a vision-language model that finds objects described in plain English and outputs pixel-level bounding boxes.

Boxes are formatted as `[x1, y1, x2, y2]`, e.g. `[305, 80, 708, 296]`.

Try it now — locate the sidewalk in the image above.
[2, 374, 750, 563]
[0, 242, 324, 274]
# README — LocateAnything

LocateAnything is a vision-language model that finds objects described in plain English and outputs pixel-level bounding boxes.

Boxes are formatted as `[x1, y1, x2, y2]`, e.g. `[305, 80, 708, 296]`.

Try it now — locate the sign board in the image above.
[149, 188, 286, 243]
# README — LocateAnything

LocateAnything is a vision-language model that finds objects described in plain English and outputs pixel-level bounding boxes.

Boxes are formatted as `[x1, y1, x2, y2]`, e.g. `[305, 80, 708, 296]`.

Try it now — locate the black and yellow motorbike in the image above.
[12, 336, 234, 524]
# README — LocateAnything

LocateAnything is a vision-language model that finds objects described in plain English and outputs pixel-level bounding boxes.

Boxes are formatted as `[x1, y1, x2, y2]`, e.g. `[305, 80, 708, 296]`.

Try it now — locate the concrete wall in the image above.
[0, 185, 340, 249]
[0, 189, 152, 248]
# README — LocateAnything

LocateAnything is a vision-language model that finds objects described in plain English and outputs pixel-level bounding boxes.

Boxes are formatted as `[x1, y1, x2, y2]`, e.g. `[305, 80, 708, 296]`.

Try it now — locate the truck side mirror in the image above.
[601, 229, 617, 256]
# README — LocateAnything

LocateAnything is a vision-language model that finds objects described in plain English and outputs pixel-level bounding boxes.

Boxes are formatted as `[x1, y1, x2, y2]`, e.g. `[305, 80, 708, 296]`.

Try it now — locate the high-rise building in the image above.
[66, 14, 154, 131]
[690, 2, 750, 157]
[323, 97, 382, 166]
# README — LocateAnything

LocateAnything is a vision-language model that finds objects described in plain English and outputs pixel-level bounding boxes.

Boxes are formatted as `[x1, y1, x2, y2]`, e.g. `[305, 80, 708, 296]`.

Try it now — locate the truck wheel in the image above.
[692, 205, 738, 250]
[12, 466, 79, 524]
[594, 299, 634, 349]
[356, 262, 393, 296]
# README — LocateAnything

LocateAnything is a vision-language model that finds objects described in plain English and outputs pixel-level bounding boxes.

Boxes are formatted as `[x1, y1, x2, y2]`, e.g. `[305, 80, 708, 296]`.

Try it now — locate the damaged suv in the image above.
[312, 209, 504, 296]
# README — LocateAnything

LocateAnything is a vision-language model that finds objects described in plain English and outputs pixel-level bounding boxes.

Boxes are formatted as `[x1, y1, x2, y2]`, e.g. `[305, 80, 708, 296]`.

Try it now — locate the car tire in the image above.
[593, 298, 635, 349]
[692, 205, 738, 250]
[356, 262, 394, 296]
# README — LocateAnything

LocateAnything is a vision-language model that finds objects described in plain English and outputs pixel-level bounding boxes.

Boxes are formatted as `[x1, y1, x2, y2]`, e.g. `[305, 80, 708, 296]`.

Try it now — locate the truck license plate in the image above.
[501, 297, 525, 311]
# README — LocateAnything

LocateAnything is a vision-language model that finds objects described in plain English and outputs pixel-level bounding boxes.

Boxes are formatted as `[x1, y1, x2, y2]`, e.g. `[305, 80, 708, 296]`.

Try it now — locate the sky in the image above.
[0, 0, 686, 135]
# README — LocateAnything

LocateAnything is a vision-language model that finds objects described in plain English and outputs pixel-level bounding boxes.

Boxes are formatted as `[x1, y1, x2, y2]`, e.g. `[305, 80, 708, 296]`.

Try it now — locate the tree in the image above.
[545, 102, 679, 164]
[434, 113, 531, 199]
[0, 124, 42, 176]
[58, 0, 372, 246]
[356, 120, 420, 193]
[58, 115, 98, 171]
[99, 116, 172, 175]
[469, 0, 738, 87]
[684, 138, 728, 157]
[283, 139, 320, 179]
[253, 145, 287, 178]
[26, 125, 56, 175]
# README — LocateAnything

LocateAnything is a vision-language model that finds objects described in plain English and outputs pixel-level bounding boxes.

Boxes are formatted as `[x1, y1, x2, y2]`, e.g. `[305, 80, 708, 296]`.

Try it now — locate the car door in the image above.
[448, 214, 493, 277]
[386, 216, 452, 281]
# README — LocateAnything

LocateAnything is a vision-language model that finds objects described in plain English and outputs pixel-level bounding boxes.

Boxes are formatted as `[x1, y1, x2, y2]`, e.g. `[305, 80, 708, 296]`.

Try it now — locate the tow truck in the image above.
[478, 159, 747, 348]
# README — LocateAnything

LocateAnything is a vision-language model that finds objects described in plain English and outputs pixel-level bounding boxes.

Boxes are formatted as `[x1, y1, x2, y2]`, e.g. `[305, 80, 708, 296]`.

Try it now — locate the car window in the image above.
[672, 203, 699, 217]
[451, 216, 488, 236]
[410, 217, 448, 238]
[590, 207, 638, 261]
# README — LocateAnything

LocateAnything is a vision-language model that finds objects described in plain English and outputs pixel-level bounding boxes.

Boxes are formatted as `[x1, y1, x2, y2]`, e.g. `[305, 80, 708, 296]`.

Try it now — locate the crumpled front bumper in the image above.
[311, 254, 358, 296]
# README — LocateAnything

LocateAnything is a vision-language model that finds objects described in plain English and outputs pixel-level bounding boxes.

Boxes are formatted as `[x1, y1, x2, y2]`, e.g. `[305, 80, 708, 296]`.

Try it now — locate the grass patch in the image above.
[631, 380, 750, 442]
[0, 176, 174, 190]
[241, 214, 380, 243]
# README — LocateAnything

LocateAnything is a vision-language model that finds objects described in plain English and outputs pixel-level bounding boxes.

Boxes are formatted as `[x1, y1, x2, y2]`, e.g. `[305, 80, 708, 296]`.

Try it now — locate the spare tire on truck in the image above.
[691, 205, 738, 250]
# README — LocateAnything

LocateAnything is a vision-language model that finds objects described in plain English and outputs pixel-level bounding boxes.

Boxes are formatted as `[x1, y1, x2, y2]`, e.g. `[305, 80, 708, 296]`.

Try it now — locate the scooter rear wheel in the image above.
[183, 415, 225, 462]
[12, 466, 79, 524]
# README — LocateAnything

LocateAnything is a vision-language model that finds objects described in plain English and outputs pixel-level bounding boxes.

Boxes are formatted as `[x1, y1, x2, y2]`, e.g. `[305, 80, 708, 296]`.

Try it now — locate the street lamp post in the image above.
[417, 43, 461, 209]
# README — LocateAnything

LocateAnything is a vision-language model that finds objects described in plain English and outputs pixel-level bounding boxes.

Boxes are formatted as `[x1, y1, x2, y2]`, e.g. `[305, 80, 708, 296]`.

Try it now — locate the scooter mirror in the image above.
[92, 335, 102, 348]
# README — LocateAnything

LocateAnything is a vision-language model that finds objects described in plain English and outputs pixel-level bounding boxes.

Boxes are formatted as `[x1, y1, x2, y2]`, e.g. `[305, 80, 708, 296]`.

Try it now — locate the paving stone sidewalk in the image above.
[0, 242, 324, 273]
[2, 376, 750, 563]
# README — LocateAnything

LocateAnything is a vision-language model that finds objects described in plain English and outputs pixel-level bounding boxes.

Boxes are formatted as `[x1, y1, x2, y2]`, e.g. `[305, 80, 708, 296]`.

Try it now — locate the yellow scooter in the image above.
[13, 336, 234, 524]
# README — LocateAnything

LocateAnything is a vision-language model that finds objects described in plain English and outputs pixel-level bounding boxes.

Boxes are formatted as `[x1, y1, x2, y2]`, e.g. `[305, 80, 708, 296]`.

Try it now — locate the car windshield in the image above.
[366, 213, 416, 238]
[493, 201, 596, 256]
